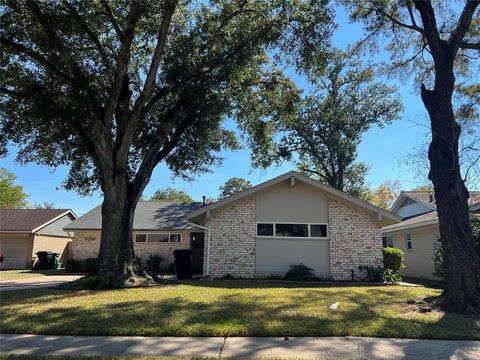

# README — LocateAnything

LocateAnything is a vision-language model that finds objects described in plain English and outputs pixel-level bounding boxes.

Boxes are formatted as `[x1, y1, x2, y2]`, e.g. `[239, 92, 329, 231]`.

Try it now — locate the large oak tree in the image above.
[342, 0, 480, 313]
[0, 0, 333, 282]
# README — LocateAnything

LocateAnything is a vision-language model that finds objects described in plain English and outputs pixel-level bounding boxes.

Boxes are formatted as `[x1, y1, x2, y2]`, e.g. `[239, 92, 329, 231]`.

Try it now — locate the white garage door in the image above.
[255, 238, 329, 276]
[0, 238, 32, 269]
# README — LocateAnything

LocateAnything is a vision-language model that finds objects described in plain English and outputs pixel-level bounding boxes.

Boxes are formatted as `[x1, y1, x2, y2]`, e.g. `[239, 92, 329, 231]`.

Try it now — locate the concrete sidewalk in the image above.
[0, 275, 83, 291]
[1, 334, 479, 359]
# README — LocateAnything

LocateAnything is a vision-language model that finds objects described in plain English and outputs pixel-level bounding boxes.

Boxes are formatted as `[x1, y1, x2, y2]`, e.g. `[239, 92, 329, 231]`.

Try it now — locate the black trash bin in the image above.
[173, 249, 194, 279]
[36, 251, 53, 270]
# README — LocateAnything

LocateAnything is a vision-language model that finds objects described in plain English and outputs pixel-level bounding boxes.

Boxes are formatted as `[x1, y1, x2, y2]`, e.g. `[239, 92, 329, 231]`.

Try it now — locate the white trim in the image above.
[31, 210, 78, 233]
[390, 192, 436, 213]
[187, 171, 401, 223]
[134, 231, 182, 243]
[255, 222, 329, 239]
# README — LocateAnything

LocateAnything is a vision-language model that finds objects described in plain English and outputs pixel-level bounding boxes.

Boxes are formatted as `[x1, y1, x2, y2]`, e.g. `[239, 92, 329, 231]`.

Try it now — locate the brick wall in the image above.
[328, 199, 383, 280]
[72, 230, 191, 266]
[205, 196, 256, 278]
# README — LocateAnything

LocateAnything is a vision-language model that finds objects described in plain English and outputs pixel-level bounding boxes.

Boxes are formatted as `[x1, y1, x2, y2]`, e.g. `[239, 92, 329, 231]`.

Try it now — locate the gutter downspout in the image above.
[188, 221, 211, 277]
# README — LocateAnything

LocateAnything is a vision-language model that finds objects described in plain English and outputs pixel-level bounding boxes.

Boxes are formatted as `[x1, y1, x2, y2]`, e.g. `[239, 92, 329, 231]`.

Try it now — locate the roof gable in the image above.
[188, 171, 401, 224]
[0, 209, 76, 232]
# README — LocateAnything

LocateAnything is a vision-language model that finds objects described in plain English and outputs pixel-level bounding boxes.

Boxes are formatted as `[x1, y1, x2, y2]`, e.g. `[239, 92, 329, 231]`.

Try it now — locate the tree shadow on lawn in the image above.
[1, 287, 478, 341]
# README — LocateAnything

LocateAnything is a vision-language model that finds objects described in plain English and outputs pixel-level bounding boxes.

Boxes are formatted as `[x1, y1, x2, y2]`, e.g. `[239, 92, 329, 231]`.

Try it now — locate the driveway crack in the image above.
[218, 336, 227, 358]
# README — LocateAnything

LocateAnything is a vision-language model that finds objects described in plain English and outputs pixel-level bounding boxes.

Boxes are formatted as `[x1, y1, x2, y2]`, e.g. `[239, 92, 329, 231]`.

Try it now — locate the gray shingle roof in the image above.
[402, 191, 480, 209]
[64, 202, 204, 231]
[0, 209, 73, 232]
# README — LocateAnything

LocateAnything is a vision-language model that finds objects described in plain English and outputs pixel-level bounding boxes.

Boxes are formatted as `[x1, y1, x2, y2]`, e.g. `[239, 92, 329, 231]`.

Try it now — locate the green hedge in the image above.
[382, 247, 405, 273]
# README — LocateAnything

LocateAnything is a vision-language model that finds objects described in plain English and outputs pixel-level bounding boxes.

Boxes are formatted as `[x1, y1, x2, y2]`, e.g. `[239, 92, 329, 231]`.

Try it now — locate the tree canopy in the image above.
[218, 177, 252, 199]
[252, 51, 402, 196]
[0, 167, 28, 208]
[361, 180, 401, 209]
[147, 187, 193, 202]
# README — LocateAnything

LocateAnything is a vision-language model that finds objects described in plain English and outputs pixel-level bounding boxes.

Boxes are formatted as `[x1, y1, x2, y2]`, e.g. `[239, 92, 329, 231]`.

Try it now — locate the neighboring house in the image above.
[187, 171, 400, 280]
[64, 202, 206, 273]
[66, 171, 400, 280]
[382, 191, 480, 280]
[0, 208, 77, 269]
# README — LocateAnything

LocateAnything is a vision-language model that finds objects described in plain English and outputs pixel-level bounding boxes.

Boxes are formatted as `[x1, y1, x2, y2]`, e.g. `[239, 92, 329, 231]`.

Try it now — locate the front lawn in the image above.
[0, 269, 67, 281]
[0, 281, 478, 339]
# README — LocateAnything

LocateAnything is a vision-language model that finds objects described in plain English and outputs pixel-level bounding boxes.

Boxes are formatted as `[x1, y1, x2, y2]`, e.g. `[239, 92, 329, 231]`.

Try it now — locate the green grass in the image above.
[0, 269, 67, 281]
[0, 281, 478, 339]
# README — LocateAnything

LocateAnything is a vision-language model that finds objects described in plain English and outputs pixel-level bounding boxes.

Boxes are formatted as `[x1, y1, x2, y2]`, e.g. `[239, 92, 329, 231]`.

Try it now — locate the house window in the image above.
[256, 223, 328, 238]
[310, 224, 328, 238]
[406, 233, 413, 250]
[275, 223, 309, 237]
[382, 236, 394, 248]
[257, 223, 274, 236]
[135, 233, 182, 243]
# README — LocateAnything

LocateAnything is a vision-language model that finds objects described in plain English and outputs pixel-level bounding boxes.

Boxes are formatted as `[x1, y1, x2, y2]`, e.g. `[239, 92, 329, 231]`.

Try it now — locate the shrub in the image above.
[285, 263, 315, 281]
[81, 258, 98, 273]
[146, 254, 165, 273]
[358, 265, 383, 282]
[382, 247, 405, 273]
[382, 268, 401, 283]
[65, 259, 82, 273]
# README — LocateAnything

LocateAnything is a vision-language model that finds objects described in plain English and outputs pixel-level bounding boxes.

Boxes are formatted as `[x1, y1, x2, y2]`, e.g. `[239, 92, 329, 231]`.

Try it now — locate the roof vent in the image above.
[429, 194, 434, 203]
[202, 196, 206, 207]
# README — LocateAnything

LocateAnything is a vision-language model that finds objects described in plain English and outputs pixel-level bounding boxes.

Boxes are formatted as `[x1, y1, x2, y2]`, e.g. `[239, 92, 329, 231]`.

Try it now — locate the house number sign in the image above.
[83, 236, 96, 241]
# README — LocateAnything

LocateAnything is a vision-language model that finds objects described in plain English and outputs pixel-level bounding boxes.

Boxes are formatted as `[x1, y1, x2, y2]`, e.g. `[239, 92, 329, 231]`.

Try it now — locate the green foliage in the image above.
[147, 188, 193, 202]
[361, 180, 401, 209]
[383, 247, 405, 273]
[146, 254, 165, 273]
[0, 0, 334, 193]
[65, 258, 97, 274]
[65, 259, 82, 273]
[285, 263, 316, 281]
[358, 265, 383, 282]
[218, 177, 252, 199]
[0, 167, 28, 208]
[472, 218, 480, 256]
[252, 51, 402, 196]
[381, 268, 401, 283]
[65, 272, 125, 290]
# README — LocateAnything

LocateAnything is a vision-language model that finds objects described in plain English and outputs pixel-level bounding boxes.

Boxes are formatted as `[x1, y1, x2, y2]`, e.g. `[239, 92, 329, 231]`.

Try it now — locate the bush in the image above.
[65, 259, 82, 273]
[285, 263, 315, 281]
[146, 254, 165, 273]
[358, 265, 383, 282]
[381, 268, 401, 283]
[383, 247, 405, 273]
[81, 258, 98, 273]
[65, 272, 125, 290]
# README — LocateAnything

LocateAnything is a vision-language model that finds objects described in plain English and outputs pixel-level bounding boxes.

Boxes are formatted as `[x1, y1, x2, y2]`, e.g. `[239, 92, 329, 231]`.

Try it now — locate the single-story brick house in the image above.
[66, 171, 401, 280]
[64, 202, 206, 273]
[382, 191, 480, 280]
[0, 208, 77, 269]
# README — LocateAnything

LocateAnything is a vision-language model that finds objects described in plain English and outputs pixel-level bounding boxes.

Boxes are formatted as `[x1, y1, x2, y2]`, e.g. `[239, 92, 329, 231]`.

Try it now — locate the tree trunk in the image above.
[421, 81, 480, 313]
[96, 174, 142, 279]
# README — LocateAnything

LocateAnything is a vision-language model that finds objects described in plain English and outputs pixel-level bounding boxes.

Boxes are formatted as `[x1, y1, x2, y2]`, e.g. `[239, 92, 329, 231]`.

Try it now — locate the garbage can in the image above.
[36, 251, 52, 270]
[173, 249, 194, 279]
[51, 253, 60, 269]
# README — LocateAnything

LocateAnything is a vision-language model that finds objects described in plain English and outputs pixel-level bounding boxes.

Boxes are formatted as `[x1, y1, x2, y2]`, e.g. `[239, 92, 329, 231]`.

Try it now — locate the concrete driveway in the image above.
[0, 275, 83, 291]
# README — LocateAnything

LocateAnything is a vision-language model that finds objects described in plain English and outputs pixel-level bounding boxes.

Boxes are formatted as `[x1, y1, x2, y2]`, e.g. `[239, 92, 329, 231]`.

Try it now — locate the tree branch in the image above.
[449, 0, 480, 53]
[413, 0, 442, 59]
[61, 1, 111, 69]
[99, 0, 124, 40]
[459, 41, 480, 51]
[0, 36, 72, 82]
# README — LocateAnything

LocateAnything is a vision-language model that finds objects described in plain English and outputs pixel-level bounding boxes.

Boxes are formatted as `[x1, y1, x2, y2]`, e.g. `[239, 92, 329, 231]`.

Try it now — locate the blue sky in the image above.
[0, 6, 433, 215]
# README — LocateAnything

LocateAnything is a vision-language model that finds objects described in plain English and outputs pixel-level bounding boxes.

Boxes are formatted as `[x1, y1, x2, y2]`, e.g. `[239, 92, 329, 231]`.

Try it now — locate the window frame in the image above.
[255, 222, 329, 239]
[382, 236, 394, 248]
[405, 233, 413, 250]
[134, 232, 182, 243]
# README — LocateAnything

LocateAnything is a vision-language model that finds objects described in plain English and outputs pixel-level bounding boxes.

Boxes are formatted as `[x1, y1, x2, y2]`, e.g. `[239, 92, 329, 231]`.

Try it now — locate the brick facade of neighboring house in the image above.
[71, 230, 191, 265]
[328, 199, 383, 280]
[205, 196, 256, 278]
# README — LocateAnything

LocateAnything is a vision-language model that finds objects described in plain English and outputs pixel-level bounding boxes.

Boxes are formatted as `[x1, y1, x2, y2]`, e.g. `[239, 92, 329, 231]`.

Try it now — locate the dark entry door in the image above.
[190, 232, 205, 274]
